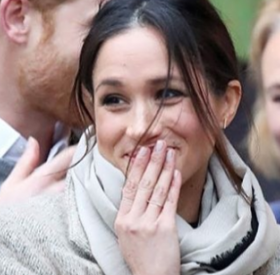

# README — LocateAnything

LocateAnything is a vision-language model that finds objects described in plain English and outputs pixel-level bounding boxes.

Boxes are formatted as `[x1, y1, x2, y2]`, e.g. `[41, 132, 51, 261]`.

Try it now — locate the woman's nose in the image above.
[126, 105, 162, 141]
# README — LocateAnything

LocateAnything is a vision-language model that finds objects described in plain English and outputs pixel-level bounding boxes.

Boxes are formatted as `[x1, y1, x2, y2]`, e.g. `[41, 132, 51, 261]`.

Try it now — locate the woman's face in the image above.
[93, 27, 226, 187]
[261, 30, 280, 148]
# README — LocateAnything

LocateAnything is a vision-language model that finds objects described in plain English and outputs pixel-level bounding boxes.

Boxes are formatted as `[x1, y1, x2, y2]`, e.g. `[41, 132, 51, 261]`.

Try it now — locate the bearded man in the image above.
[0, 0, 98, 203]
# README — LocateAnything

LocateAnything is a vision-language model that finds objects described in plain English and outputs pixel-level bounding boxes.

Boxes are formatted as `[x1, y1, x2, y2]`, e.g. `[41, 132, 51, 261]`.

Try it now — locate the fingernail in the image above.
[154, 140, 164, 152]
[166, 149, 174, 161]
[27, 136, 35, 150]
[138, 146, 148, 157]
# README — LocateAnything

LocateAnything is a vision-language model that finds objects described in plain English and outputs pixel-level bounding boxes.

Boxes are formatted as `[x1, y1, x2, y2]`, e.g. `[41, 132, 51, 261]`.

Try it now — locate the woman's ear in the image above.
[220, 80, 242, 129]
[0, 0, 31, 44]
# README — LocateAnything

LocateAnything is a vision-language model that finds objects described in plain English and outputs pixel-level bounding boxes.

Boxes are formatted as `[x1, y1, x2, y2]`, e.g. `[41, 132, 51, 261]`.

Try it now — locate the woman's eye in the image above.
[156, 89, 185, 101]
[272, 95, 280, 103]
[102, 94, 125, 106]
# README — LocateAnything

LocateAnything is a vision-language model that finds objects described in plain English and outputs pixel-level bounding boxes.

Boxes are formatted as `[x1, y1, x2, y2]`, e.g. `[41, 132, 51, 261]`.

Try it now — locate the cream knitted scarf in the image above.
[70, 135, 280, 275]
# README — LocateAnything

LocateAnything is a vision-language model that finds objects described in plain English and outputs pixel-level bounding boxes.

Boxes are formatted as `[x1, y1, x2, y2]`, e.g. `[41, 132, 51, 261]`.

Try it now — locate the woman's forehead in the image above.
[92, 27, 204, 87]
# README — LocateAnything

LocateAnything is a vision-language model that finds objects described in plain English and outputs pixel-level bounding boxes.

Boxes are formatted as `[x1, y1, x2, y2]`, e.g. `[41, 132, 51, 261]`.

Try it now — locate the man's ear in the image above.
[0, 0, 31, 44]
[220, 80, 242, 129]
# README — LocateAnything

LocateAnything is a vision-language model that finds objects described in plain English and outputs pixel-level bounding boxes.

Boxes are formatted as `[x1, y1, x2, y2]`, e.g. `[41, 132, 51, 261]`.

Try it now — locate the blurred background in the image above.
[210, 0, 280, 202]
[211, 0, 262, 60]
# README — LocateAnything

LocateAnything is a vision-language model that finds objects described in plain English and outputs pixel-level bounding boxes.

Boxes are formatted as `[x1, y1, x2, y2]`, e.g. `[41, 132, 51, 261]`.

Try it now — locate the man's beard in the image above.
[17, 41, 91, 129]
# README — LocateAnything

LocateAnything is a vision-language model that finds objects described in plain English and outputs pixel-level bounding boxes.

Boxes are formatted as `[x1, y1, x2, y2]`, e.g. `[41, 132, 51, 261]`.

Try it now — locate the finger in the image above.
[118, 146, 151, 216]
[162, 169, 182, 217]
[145, 149, 175, 220]
[42, 180, 65, 195]
[130, 140, 167, 216]
[5, 137, 40, 183]
[24, 179, 65, 198]
[35, 146, 76, 180]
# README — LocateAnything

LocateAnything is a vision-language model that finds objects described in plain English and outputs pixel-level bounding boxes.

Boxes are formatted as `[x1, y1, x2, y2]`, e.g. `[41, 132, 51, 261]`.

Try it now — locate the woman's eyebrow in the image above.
[95, 79, 123, 92]
[95, 75, 184, 92]
[147, 76, 184, 86]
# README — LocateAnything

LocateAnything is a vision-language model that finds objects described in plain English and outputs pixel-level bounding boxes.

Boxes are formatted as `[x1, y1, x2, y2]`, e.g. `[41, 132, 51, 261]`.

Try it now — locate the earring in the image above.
[223, 117, 228, 129]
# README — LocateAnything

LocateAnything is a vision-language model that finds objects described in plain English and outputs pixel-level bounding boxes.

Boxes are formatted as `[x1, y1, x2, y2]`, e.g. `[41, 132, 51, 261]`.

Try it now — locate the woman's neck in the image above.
[177, 169, 207, 224]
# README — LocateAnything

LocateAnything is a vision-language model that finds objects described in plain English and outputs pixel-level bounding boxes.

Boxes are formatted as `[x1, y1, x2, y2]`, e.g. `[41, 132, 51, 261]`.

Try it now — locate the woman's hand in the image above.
[114, 140, 182, 275]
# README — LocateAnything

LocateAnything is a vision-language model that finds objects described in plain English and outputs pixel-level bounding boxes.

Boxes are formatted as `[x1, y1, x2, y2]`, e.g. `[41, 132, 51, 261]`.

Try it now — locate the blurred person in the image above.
[248, 0, 280, 222]
[0, 0, 98, 201]
[0, 0, 279, 274]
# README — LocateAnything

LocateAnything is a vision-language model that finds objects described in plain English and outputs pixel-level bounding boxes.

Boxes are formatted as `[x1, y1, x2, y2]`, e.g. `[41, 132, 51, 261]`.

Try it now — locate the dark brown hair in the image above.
[74, 0, 248, 199]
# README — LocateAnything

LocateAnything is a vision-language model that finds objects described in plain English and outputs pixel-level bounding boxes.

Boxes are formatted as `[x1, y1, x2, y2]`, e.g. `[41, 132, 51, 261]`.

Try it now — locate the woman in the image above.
[248, 0, 280, 221]
[0, 0, 279, 274]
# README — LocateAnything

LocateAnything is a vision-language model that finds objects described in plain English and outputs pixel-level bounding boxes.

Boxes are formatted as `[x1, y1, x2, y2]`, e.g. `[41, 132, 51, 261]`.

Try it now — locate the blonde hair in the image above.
[28, 0, 74, 12]
[0, 0, 74, 11]
[248, 0, 280, 178]
[29, 0, 76, 43]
